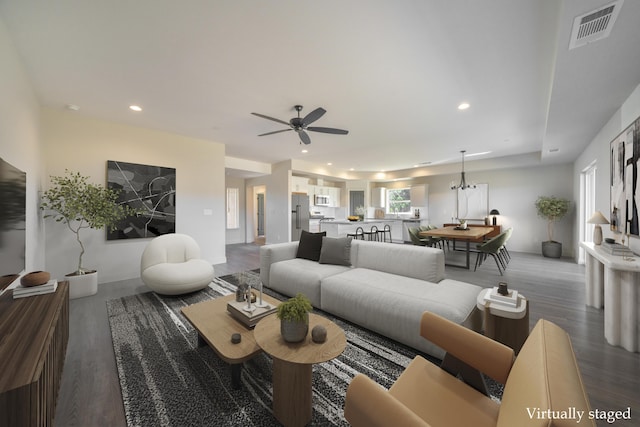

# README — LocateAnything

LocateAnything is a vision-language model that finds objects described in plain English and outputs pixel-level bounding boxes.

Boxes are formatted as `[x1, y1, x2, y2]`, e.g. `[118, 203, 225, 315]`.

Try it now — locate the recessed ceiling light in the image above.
[349, 168, 355, 171]
[327, 162, 333, 166]
[129, 105, 142, 112]
[301, 149, 308, 153]
[65, 104, 80, 111]
[457, 102, 470, 110]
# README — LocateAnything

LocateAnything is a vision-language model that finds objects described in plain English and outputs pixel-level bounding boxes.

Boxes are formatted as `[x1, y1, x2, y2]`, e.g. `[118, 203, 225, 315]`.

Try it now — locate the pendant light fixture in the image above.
[450, 150, 476, 190]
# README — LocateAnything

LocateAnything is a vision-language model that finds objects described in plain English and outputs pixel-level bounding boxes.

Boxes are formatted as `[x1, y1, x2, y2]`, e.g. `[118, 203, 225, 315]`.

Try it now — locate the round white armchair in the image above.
[140, 233, 214, 295]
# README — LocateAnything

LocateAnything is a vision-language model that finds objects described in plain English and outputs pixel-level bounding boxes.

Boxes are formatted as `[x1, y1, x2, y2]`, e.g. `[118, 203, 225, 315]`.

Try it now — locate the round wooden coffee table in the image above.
[254, 313, 346, 427]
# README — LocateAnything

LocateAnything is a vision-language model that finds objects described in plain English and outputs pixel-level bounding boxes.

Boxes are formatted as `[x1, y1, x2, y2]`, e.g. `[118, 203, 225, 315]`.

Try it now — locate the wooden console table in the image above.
[580, 242, 640, 352]
[0, 281, 70, 426]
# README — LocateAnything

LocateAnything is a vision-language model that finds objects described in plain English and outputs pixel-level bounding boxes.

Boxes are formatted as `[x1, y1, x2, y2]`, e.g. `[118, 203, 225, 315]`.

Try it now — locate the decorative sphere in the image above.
[311, 325, 327, 343]
[21, 271, 51, 287]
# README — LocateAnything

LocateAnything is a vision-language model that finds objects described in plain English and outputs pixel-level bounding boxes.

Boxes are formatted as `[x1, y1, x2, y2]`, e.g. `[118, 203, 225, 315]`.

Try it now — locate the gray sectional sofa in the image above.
[260, 238, 483, 358]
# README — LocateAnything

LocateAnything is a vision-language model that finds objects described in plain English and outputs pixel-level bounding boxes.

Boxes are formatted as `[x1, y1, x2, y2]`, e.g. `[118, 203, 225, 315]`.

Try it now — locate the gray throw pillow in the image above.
[319, 236, 352, 266]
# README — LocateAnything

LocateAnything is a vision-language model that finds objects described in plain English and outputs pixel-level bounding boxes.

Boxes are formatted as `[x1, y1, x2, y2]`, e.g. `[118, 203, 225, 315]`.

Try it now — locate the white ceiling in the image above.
[2, 0, 640, 177]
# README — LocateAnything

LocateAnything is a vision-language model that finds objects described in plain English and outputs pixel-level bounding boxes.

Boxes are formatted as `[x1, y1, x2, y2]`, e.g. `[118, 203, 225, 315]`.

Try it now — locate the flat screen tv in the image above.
[0, 157, 26, 279]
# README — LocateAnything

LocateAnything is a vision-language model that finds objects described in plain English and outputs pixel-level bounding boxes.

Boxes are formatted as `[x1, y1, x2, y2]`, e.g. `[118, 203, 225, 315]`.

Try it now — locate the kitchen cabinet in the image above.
[292, 176, 309, 193]
[309, 219, 321, 233]
[329, 187, 341, 207]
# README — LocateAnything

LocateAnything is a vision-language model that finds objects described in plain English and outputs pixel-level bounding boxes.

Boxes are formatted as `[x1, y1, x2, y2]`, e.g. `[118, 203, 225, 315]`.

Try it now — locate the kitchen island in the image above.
[321, 219, 409, 241]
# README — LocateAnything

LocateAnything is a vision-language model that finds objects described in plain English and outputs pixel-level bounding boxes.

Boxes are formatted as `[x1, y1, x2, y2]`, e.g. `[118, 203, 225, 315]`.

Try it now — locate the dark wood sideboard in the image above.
[0, 281, 69, 427]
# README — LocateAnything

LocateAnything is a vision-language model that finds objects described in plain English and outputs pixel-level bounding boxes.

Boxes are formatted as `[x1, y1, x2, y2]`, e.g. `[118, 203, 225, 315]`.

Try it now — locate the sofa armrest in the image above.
[345, 374, 431, 427]
[259, 242, 299, 286]
[421, 311, 514, 384]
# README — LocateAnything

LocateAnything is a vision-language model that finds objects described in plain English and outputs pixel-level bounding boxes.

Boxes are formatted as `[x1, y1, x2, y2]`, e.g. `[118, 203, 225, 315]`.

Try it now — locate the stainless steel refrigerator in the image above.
[291, 194, 310, 241]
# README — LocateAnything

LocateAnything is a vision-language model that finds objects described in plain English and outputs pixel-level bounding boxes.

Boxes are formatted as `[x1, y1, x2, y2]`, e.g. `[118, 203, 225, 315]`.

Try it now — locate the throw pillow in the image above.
[319, 236, 352, 266]
[296, 230, 326, 261]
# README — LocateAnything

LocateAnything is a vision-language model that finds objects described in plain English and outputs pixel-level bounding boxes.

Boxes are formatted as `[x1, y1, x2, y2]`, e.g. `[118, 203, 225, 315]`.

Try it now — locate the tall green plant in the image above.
[41, 170, 136, 274]
[535, 196, 570, 242]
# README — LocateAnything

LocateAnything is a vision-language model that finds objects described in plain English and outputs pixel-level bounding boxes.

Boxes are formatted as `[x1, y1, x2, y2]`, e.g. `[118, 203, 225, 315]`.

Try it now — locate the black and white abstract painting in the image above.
[456, 183, 488, 221]
[107, 160, 176, 240]
[610, 116, 640, 236]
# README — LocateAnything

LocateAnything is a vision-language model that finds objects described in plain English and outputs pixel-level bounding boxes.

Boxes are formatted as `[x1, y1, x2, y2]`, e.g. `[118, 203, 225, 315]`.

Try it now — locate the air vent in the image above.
[569, 0, 623, 50]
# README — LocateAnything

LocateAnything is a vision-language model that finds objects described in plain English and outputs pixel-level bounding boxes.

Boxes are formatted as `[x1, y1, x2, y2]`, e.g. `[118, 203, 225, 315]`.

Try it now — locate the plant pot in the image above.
[541, 241, 562, 258]
[280, 315, 309, 343]
[66, 270, 98, 299]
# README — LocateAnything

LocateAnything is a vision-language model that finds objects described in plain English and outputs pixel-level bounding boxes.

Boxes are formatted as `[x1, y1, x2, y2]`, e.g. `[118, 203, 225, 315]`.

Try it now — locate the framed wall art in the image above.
[107, 160, 176, 240]
[456, 183, 488, 221]
[610, 116, 640, 236]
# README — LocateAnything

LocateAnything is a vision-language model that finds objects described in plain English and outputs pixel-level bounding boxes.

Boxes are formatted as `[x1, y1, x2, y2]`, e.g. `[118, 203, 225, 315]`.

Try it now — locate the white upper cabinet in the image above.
[292, 176, 309, 193]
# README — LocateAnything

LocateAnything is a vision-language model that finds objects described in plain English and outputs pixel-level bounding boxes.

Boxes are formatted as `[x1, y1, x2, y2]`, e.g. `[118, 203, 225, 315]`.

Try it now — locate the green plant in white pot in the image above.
[276, 293, 312, 343]
[41, 170, 136, 298]
[535, 195, 571, 258]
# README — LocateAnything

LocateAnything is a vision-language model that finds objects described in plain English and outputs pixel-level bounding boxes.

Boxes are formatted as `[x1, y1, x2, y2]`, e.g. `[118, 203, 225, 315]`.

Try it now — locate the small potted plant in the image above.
[535, 195, 571, 258]
[276, 293, 313, 343]
[355, 206, 366, 221]
[41, 170, 137, 298]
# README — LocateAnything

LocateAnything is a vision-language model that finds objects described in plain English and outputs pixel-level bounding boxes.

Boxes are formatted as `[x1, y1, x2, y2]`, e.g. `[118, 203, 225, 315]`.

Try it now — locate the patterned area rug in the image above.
[107, 270, 501, 426]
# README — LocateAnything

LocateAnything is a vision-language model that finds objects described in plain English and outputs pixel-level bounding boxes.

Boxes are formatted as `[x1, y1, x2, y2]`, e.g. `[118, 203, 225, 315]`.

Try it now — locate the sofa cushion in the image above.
[319, 236, 353, 266]
[320, 268, 482, 358]
[351, 240, 445, 283]
[296, 230, 326, 261]
[268, 258, 350, 308]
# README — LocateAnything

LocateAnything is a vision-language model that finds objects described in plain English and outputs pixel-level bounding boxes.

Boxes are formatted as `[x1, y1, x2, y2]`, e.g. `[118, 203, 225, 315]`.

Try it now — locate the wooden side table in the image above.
[254, 313, 346, 427]
[476, 288, 529, 354]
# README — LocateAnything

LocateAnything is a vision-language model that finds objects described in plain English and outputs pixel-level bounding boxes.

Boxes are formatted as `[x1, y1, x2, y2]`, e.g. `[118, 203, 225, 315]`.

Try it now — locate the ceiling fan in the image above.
[251, 105, 348, 145]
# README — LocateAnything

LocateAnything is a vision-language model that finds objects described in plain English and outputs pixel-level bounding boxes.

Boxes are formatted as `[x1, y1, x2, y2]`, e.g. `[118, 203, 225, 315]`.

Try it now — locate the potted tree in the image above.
[535, 195, 571, 258]
[41, 170, 136, 298]
[276, 293, 313, 343]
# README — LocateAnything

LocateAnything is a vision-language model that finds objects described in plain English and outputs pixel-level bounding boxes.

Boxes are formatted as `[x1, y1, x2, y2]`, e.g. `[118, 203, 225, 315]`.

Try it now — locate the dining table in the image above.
[419, 226, 495, 269]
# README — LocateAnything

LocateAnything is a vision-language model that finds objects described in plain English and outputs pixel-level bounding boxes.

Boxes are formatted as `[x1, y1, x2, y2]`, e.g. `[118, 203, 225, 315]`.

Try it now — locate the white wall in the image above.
[425, 163, 574, 256]
[574, 83, 640, 257]
[246, 160, 292, 244]
[0, 17, 45, 280]
[41, 108, 226, 284]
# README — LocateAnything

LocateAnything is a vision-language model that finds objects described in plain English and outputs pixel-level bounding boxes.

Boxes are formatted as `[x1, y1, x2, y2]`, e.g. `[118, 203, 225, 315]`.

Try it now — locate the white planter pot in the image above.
[66, 270, 98, 299]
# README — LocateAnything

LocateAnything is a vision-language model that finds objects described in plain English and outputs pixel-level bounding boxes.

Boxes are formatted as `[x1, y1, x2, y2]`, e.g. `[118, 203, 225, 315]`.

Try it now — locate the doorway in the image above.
[349, 190, 365, 215]
[257, 193, 265, 237]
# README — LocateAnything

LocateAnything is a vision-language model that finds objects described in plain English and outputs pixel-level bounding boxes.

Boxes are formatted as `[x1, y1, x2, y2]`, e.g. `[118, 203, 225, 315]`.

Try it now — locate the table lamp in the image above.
[489, 209, 500, 226]
[587, 211, 609, 245]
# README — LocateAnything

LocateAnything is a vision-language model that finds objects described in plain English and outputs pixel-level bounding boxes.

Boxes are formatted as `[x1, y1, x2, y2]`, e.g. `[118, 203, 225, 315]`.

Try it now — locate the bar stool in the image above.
[347, 226, 364, 240]
[363, 225, 380, 241]
[378, 224, 392, 242]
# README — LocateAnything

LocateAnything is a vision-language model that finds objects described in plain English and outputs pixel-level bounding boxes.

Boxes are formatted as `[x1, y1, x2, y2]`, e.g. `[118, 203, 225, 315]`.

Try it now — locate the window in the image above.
[226, 188, 239, 229]
[387, 188, 411, 214]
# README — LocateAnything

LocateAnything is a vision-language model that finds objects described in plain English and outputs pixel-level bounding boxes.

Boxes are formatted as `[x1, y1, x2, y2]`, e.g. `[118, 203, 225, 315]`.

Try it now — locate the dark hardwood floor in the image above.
[54, 243, 639, 427]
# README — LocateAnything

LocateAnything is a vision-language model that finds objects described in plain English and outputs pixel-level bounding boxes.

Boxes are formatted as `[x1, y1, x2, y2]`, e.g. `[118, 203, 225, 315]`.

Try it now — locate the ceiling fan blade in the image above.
[258, 129, 292, 137]
[307, 126, 349, 135]
[297, 130, 312, 145]
[251, 112, 290, 126]
[302, 107, 326, 125]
